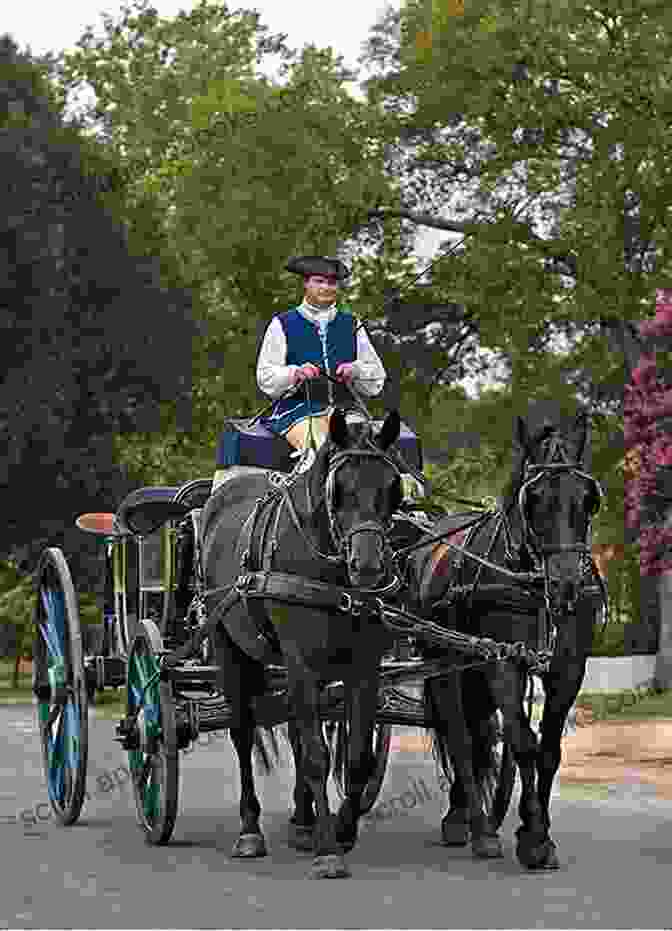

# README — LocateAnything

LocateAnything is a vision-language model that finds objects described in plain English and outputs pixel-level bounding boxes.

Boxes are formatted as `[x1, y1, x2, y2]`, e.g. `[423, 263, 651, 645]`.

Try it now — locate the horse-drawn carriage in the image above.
[32, 400, 605, 876]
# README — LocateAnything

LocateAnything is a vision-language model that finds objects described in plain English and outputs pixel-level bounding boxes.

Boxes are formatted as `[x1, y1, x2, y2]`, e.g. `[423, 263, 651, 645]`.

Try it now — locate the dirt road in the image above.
[559, 716, 672, 799]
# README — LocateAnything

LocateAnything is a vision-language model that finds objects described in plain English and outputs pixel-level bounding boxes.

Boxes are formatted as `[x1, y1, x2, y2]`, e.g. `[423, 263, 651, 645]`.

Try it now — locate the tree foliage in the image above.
[0, 34, 195, 586]
[351, 0, 672, 546]
[53, 1, 405, 465]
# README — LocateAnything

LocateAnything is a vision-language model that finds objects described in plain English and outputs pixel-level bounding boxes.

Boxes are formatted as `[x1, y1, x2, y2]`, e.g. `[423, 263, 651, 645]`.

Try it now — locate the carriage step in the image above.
[160, 664, 221, 683]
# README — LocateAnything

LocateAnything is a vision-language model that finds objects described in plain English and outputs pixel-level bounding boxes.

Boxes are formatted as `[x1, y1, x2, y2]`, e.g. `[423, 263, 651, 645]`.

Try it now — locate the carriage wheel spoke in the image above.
[143, 758, 161, 820]
[48, 708, 68, 803]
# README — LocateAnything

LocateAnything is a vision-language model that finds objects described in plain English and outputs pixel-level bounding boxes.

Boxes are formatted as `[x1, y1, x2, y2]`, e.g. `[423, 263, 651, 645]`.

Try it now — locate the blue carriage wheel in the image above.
[126, 619, 178, 845]
[33, 548, 89, 826]
[330, 720, 391, 815]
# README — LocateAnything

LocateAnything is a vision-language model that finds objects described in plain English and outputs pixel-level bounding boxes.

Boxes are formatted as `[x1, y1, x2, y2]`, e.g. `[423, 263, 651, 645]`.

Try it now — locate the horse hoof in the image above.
[335, 823, 357, 854]
[472, 834, 504, 859]
[232, 832, 267, 858]
[288, 822, 315, 853]
[309, 854, 351, 879]
[516, 832, 559, 870]
[441, 813, 469, 847]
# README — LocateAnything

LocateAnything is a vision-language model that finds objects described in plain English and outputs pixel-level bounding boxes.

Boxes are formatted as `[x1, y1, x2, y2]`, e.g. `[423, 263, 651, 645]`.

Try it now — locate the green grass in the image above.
[0, 658, 33, 704]
[0, 658, 126, 717]
[577, 687, 672, 722]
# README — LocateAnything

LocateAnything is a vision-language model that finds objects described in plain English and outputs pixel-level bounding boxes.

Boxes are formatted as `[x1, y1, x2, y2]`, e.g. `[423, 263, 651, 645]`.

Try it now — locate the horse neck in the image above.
[272, 455, 334, 563]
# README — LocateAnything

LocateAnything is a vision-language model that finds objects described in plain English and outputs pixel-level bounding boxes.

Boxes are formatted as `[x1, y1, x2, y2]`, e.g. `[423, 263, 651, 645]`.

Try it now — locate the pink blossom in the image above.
[625, 308, 672, 574]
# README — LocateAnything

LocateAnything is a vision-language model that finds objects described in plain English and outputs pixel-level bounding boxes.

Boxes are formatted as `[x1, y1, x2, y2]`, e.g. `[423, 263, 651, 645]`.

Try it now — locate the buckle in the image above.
[339, 591, 363, 615]
[339, 592, 352, 613]
[236, 573, 253, 593]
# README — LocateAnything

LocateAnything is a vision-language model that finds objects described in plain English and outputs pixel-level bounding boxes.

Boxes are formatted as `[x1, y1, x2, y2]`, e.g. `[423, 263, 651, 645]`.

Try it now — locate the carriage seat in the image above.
[116, 486, 192, 536]
[116, 480, 215, 536]
[216, 417, 423, 473]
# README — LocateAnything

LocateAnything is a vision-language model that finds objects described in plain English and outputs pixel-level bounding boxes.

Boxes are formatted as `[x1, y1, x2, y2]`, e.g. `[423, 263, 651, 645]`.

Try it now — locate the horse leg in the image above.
[211, 622, 267, 858]
[441, 755, 470, 846]
[229, 721, 267, 858]
[288, 668, 349, 879]
[535, 657, 588, 869]
[287, 717, 317, 852]
[486, 663, 554, 870]
[334, 672, 381, 854]
[429, 673, 503, 858]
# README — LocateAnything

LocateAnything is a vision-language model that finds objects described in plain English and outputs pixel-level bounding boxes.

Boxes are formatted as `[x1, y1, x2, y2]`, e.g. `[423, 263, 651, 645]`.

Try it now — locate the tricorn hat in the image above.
[285, 255, 351, 280]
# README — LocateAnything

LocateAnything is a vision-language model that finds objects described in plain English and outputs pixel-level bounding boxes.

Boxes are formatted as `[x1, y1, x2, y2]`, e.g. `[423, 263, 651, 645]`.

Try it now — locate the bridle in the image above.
[325, 448, 398, 551]
[515, 432, 605, 618]
[279, 440, 403, 596]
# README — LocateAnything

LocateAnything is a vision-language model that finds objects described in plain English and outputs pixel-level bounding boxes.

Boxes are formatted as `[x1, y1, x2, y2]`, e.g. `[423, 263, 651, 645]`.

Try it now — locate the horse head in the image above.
[514, 407, 602, 614]
[310, 409, 403, 590]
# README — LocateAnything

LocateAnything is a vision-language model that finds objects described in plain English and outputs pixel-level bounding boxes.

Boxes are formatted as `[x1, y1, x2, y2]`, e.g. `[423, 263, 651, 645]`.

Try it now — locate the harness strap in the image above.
[163, 585, 241, 665]
[235, 569, 381, 615]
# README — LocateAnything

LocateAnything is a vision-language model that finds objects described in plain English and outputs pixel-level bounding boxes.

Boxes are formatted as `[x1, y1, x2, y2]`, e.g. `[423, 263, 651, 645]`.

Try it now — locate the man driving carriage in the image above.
[255, 255, 387, 456]
[212, 254, 424, 496]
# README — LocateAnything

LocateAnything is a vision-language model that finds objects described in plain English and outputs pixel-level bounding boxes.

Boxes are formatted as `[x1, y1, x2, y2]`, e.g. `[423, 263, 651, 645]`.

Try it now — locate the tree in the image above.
[359, 1, 671, 421]
[344, 0, 672, 554]
[0, 35, 196, 588]
[51, 0, 413, 473]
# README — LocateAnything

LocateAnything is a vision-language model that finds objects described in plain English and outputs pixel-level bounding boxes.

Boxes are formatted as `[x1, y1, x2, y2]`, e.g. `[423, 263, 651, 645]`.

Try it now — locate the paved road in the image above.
[2, 703, 672, 929]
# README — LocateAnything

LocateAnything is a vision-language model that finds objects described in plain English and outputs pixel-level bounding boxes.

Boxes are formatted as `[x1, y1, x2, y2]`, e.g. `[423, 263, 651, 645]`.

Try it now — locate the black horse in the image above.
[200, 408, 403, 878]
[409, 404, 603, 869]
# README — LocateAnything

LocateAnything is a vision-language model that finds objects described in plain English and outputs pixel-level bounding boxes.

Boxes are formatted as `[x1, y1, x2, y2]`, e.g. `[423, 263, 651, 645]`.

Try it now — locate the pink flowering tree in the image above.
[624, 289, 672, 575]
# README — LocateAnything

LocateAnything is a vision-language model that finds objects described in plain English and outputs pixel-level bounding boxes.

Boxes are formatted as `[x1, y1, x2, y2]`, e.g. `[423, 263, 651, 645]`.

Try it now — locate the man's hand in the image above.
[335, 362, 356, 383]
[293, 363, 321, 385]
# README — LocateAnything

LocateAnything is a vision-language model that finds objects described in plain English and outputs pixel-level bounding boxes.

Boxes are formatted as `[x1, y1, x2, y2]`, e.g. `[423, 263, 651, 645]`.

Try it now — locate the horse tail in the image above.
[252, 726, 281, 774]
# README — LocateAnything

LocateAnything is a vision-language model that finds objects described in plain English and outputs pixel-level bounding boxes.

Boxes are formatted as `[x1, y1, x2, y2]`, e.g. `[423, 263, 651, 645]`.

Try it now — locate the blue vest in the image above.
[263, 306, 357, 435]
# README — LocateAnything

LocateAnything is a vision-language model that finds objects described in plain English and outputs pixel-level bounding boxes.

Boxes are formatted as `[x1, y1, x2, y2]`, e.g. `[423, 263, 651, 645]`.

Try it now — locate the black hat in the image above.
[285, 255, 351, 280]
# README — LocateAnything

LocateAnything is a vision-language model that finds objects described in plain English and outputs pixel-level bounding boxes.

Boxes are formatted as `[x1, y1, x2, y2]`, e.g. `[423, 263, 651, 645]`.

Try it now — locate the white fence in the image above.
[580, 655, 657, 693]
[525, 656, 656, 703]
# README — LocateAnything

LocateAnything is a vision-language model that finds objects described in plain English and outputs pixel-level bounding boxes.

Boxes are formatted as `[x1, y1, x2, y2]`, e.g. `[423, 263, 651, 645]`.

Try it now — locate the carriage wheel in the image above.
[33, 548, 89, 826]
[481, 710, 516, 832]
[126, 619, 178, 845]
[331, 721, 391, 815]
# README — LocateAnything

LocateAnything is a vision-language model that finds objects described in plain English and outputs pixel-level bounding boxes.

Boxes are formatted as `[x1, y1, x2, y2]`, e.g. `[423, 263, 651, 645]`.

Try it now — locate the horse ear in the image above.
[376, 410, 401, 451]
[515, 415, 530, 452]
[329, 408, 350, 449]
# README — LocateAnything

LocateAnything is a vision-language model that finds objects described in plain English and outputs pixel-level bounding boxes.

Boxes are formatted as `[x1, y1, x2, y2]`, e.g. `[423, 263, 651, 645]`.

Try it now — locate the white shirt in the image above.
[256, 302, 386, 400]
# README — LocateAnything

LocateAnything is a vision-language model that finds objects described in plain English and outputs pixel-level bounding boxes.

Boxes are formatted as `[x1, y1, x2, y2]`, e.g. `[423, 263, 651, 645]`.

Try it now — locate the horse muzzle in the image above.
[343, 521, 394, 591]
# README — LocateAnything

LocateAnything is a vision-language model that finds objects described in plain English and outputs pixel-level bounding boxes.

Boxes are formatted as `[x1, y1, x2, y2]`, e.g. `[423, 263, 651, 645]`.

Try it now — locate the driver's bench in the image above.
[214, 416, 423, 486]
